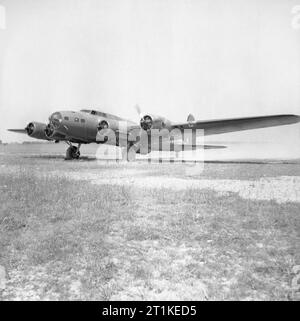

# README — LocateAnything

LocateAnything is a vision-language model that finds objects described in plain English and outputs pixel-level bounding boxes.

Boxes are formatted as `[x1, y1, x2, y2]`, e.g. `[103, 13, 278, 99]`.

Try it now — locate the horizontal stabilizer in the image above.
[150, 142, 227, 152]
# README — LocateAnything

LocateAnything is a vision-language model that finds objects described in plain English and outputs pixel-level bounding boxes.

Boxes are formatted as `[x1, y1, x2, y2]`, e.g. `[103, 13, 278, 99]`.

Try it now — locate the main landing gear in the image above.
[65, 143, 81, 160]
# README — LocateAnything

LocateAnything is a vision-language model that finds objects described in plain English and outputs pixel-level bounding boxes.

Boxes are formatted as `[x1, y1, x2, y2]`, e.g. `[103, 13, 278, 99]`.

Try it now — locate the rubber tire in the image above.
[66, 146, 80, 160]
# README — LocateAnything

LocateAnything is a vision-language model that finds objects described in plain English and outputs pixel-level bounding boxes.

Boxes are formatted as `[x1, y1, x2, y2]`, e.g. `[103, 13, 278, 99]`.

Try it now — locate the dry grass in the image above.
[0, 160, 299, 300]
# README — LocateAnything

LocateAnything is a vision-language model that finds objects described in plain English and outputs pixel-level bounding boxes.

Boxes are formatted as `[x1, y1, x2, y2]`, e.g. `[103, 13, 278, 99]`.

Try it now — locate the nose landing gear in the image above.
[65, 143, 81, 160]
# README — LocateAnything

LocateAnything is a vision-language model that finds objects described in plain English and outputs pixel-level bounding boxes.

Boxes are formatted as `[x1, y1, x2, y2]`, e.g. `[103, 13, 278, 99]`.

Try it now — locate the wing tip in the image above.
[7, 129, 27, 133]
[287, 114, 300, 123]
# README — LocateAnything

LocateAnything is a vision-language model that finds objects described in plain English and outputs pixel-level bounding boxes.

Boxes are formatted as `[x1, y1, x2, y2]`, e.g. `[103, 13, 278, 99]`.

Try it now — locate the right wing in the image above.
[171, 114, 300, 136]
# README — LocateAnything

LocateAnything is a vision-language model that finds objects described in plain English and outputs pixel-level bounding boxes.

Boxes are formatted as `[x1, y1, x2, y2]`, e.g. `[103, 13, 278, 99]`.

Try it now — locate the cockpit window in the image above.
[91, 110, 96, 115]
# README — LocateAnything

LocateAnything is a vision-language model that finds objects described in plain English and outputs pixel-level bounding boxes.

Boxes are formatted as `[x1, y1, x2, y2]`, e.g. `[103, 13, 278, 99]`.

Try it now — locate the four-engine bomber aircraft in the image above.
[8, 107, 300, 161]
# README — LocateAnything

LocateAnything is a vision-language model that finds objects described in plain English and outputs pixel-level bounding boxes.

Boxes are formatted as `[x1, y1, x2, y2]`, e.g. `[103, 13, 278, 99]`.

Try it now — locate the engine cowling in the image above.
[97, 119, 122, 131]
[96, 119, 119, 144]
[25, 122, 49, 140]
[140, 114, 170, 131]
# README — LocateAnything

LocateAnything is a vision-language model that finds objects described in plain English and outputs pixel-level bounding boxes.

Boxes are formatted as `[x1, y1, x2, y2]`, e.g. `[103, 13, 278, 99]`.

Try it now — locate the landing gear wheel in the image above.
[66, 146, 80, 160]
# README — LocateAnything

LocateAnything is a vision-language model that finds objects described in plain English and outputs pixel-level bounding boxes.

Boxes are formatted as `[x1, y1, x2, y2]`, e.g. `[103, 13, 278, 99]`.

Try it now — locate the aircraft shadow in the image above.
[22, 155, 97, 161]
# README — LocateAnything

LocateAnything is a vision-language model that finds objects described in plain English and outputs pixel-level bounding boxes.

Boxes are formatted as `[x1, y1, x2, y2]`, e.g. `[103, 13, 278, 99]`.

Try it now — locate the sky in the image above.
[0, 0, 299, 157]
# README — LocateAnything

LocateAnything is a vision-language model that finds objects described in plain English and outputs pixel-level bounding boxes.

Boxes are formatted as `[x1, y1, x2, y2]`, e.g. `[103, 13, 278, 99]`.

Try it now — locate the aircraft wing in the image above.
[7, 129, 27, 134]
[171, 114, 300, 136]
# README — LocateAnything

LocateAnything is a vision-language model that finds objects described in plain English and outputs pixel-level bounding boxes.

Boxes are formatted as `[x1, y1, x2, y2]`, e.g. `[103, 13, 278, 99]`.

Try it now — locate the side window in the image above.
[74, 117, 79, 122]
[81, 119, 85, 123]
[64, 116, 69, 121]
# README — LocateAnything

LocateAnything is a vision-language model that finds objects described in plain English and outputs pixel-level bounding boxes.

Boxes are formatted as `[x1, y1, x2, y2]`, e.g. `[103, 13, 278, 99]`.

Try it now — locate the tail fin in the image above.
[187, 114, 195, 122]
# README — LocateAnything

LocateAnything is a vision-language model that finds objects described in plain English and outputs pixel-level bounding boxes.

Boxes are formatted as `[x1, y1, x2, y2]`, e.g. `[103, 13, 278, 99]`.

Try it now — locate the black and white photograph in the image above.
[0, 0, 300, 304]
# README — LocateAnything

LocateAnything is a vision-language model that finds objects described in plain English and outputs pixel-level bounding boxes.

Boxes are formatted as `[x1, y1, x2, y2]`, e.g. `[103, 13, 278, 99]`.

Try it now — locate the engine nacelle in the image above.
[96, 119, 120, 144]
[140, 114, 171, 131]
[25, 122, 49, 140]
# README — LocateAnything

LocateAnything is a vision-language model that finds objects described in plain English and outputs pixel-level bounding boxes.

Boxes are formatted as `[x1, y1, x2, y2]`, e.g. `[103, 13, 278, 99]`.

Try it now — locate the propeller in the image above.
[25, 123, 34, 136]
[140, 115, 153, 131]
[45, 123, 55, 138]
[133, 104, 153, 131]
[134, 104, 142, 118]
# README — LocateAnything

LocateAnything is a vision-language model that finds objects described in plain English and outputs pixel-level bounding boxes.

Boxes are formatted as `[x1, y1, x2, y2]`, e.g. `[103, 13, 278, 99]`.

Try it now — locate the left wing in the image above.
[7, 129, 27, 133]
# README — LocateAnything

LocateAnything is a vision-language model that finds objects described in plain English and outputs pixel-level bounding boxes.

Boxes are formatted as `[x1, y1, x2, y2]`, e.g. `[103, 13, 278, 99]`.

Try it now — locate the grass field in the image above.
[0, 148, 299, 300]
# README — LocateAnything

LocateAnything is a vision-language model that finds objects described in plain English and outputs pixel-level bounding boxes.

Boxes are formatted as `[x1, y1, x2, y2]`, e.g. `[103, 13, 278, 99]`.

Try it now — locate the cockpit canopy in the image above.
[80, 109, 124, 121]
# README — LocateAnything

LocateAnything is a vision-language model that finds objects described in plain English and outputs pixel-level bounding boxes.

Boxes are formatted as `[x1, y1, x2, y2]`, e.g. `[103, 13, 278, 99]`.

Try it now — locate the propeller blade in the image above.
[134, 104, 142, 117]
